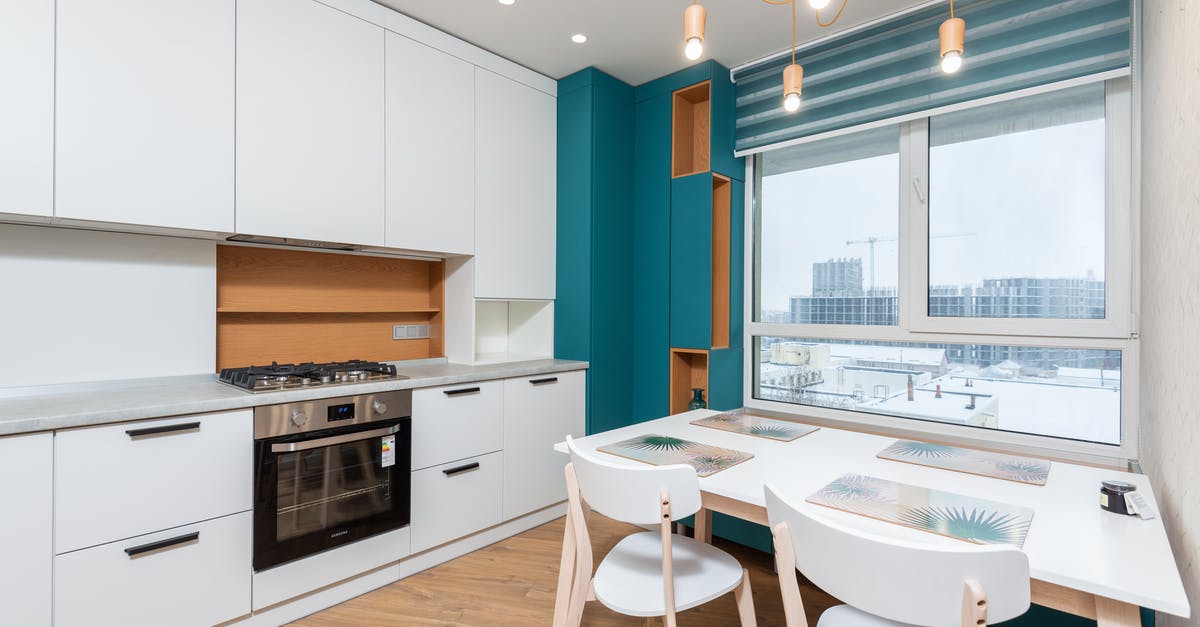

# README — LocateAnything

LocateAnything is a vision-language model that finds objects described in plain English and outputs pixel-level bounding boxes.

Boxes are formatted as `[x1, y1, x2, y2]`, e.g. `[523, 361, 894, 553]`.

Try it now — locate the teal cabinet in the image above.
[669, 173, 714, 350]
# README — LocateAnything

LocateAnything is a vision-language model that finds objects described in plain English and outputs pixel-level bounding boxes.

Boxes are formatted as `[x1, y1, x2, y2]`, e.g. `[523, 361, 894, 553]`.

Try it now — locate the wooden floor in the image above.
[294, 515, 838, 626]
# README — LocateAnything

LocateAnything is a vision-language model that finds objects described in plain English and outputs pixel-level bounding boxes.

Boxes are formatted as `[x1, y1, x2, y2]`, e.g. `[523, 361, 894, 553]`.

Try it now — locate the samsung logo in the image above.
[330, 529, 350, 538]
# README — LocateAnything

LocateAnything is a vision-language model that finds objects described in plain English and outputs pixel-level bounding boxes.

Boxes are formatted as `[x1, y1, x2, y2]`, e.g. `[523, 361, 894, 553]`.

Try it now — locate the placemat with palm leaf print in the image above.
[877, 440, 1051, 486]
[690, 410, 819, 442]
[807, 473, 1034, 547]
[596, 434, 754, 477]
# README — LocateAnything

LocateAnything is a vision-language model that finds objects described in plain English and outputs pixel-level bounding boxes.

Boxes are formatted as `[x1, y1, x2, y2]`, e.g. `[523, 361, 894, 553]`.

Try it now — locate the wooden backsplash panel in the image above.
[217, 245, 440, 312]
[215, 245, 445, 370]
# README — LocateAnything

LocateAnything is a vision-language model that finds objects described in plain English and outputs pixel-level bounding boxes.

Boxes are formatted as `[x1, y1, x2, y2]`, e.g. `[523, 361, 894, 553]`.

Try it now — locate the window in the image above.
[749, 79, 1135, 457]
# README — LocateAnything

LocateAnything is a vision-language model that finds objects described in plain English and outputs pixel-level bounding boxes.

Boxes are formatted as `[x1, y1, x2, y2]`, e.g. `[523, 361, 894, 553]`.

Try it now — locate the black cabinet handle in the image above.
[443, 462, 481, 476]
[124, 531, 199, 558]
[529, 377, 559, 385]
[443, 387, 481, 397]
[125, 422, 200, 439]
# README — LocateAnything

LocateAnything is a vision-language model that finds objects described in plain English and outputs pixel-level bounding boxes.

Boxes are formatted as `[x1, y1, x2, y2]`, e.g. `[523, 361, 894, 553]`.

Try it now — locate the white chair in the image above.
[552, 436, 757, 627]
[764, 483, 1030, 627]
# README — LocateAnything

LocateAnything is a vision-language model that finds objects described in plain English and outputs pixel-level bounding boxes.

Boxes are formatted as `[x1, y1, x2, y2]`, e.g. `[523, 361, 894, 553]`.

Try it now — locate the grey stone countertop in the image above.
[0, 358, 588, 436]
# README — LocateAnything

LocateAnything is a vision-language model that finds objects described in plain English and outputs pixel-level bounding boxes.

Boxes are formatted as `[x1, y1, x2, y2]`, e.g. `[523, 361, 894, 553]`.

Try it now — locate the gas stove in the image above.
[218, 360, 405, 393]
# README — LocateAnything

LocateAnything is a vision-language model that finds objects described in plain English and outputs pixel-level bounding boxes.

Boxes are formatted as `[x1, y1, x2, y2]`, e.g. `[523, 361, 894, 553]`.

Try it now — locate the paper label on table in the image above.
[381, 435, 395, 468]
[690, 410, 819, 442]
[807, 473, 1034, 547]
[877, 440, 1051, 486]
[596, 434, 754, 477]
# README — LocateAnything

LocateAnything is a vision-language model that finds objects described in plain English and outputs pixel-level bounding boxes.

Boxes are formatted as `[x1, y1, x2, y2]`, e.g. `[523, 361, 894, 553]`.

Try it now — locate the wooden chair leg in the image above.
[734, 568, 757, 626]
[772, 522, 808, 627]
[551, 509, 577, 627]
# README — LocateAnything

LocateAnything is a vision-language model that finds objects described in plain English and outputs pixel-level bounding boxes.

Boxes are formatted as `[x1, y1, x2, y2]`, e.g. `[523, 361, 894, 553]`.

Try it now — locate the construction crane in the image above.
[845, 233, 975, 294]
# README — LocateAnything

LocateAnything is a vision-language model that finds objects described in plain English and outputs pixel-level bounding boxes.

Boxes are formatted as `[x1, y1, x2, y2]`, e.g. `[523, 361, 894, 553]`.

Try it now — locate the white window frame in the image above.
[743, 75, 1139, 464]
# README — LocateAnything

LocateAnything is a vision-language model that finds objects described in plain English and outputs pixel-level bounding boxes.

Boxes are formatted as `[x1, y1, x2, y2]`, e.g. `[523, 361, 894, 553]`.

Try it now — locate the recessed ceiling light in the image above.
[571, 33, 588, 44]
[498, 0, 514, 5]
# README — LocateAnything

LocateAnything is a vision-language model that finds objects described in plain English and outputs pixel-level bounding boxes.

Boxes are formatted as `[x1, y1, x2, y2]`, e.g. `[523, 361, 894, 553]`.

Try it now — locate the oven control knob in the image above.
[290, 411, 309, 427]
[372, 400, 388, 415]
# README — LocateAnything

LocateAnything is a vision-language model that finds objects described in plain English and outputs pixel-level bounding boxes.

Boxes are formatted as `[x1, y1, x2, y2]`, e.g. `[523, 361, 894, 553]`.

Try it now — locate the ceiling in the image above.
[373, 0, 933, 86]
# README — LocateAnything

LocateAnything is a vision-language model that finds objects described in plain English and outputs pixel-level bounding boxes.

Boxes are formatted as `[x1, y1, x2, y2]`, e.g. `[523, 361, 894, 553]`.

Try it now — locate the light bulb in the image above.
[808, 0, 831, 8]
[684, 37, 703, 60]
[941, 50, 963, 74]
[783, 92, 802, 113]
[498, 0, 515, 5]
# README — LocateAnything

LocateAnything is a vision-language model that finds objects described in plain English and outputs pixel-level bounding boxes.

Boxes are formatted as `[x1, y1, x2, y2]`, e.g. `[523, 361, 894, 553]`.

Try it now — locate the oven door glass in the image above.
[254, 418, 411, 571]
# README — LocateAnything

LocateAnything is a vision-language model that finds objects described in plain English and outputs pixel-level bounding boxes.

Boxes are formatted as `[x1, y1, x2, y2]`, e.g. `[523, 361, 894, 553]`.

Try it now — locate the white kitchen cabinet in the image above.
[503, 370, 586, 519]
[474, 68, 557, 299]
[385, 33, 475, 255]
[55, 0, 235, 232]
[55, 512, 252, 627]
[410, 451, 503, 553]
[0, 0, 53, 218]
[55, 410, 253, 554]
[237, 0, 385, 246]
[0, 433, 52, 627]
[411, 380, 503, 470]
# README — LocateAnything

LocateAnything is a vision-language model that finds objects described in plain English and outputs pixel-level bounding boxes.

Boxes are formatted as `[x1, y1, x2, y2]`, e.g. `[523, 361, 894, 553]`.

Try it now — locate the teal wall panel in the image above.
[588, 71, 635, 434]
[634, 61, 715, 103]
[669, 173, 713, 350]
[708, 347, 742, 411]
[709, 64, 742, 180]
[631, 93, 673, 422]
[554, 79, 593, 365]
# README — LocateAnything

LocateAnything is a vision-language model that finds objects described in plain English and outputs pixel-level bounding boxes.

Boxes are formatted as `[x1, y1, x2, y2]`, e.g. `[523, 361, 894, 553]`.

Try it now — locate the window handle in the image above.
[912, 177, 927, 204]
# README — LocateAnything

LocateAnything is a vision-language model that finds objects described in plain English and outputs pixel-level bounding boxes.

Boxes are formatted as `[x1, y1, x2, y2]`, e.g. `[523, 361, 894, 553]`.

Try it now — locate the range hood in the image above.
[225, 234, 358, 251]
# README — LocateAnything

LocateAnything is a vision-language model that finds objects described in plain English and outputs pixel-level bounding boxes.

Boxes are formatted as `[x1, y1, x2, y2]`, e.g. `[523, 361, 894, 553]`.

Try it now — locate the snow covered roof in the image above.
[828, 344, 947, 367]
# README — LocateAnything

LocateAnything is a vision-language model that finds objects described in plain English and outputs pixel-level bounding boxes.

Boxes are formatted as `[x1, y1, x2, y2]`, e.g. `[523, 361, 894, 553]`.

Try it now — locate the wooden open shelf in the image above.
[711, 174, 731, 349]
[670, 348, 709, 415]
[672, 81, 711, 178]
[216, 245, 444, 370]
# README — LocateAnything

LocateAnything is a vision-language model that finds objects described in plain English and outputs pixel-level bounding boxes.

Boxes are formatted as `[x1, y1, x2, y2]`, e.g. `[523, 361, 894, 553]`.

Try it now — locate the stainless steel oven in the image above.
[253, 390, 411, 571]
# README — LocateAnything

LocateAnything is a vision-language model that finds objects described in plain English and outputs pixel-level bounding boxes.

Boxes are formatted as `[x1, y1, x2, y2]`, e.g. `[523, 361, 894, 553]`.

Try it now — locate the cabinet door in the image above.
[55, 0, 234, 232]
[474, 69, 556, 299]
[0, 0, 53, 217]
[0, 433, 52, 626]
[410, 451, 503, 553]
[502, 371, 585, 519]
[385, 33, 475, 255]
[237, 0, 385, 246]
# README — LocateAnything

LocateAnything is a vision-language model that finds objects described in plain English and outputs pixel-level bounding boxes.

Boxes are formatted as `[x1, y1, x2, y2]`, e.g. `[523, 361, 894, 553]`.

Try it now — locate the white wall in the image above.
[1139, 1, 1200, 625]
[0, 225, 216, 387]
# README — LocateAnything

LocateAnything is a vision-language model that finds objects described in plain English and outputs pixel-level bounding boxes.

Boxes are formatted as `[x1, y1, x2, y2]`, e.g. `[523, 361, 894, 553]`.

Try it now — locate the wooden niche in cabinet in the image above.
[215, 245, 444, 370]
[670, 348, 709, 415]
[672, 81, 711, 178]
[711, 174, 732, 349]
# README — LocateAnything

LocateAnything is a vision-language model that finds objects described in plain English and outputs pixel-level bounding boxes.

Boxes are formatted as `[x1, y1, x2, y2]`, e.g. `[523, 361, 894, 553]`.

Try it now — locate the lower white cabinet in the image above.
[410, 451, 503, 553]
[503, 371, 586, 519]
[54, 511, 252, 627]
[55, 410, 253, 554]
[0, 432, 52, 627]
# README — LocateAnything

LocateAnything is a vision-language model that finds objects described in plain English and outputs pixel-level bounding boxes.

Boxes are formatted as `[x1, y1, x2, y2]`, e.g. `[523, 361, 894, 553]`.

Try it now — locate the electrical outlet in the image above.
[393, 324, 431, 340]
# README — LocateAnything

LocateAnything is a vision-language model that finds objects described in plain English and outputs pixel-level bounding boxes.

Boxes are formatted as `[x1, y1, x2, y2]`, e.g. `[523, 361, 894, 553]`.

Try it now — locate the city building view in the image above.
[758, 257, 1121, 444]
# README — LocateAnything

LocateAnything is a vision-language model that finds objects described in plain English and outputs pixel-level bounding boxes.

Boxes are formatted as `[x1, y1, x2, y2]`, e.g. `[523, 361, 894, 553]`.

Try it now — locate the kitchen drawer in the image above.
[503, 370, 586, 519]
[55, 410, 252, 554]
[54, 511, 251, 627]
[411, 380, 502, 470]
[410, 451, 502, 553]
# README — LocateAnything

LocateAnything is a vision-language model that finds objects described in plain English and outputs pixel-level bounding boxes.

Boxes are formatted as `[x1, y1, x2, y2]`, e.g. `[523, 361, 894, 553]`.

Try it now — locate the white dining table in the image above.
[554, 409, 1190, 626]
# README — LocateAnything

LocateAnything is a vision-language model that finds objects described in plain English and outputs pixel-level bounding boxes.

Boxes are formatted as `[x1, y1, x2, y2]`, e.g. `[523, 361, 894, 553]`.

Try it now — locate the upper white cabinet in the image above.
[55, 0, 235, 232]
[0, 433, 53, 627]
[474, 69, 556, 299]
[386, 33, 475, 255]
[0, 0, 53, 218]
[237, 0, 385, 246]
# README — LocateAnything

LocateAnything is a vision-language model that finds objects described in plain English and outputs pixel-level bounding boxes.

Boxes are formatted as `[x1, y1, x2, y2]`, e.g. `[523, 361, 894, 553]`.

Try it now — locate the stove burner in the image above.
[219, 360, 401, 392]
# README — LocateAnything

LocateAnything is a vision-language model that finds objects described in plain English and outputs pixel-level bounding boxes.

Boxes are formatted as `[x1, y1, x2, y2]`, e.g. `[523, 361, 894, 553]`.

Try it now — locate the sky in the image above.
[758, 119, 1107, 313]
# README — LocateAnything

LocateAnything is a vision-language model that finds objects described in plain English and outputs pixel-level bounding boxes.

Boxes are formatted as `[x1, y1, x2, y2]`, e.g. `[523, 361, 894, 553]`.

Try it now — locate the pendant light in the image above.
[939, 0, 965, 74]
[782, 0, 803, 112]
[683, 1, 706, 61]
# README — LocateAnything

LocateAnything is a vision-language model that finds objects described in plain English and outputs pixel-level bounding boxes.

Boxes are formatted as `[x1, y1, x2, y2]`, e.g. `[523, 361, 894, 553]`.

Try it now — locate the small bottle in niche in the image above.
[688, 388, 707, 410]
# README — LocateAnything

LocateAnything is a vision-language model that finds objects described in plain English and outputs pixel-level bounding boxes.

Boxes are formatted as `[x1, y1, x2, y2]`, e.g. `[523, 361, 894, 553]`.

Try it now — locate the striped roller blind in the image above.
[732, 0, 1132, 155]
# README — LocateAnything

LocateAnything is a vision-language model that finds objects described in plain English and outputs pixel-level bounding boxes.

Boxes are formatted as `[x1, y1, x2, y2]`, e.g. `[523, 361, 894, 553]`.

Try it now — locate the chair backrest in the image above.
[765, 483, 1030, 627]
[566, 436, 702, 525]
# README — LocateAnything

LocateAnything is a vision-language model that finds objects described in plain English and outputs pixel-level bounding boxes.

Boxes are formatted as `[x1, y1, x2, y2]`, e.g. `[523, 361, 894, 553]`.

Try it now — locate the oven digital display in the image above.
[327, 403, 356, 422]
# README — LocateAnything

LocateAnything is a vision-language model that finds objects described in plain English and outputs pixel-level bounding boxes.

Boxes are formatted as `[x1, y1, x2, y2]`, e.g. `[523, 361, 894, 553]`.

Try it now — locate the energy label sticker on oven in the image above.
[381, 435, 396, 468]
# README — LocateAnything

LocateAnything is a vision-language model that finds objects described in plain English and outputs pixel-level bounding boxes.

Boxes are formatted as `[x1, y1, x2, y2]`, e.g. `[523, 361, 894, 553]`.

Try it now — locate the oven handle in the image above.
[270, 424, 401, 453]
